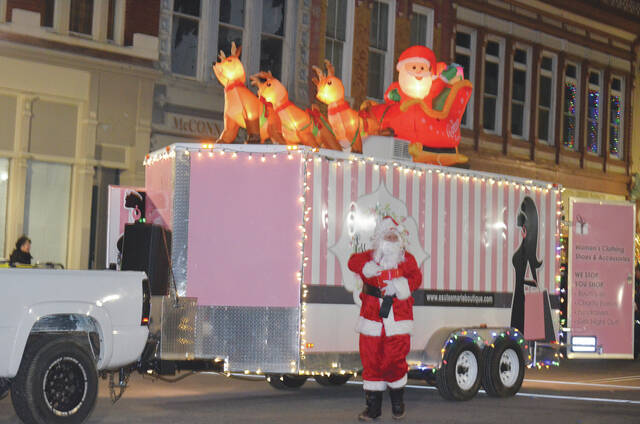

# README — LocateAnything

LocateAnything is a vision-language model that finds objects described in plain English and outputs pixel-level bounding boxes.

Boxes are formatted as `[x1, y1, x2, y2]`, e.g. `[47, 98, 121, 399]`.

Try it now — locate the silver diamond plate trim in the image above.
[194, 306, 300, 373]
[172, 151, 191, 296]
[159, 296, 198, 360]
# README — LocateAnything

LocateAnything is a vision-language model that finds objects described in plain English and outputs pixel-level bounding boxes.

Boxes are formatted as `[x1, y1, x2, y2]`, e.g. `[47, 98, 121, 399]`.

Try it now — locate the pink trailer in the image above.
[137, 140, 561, 399]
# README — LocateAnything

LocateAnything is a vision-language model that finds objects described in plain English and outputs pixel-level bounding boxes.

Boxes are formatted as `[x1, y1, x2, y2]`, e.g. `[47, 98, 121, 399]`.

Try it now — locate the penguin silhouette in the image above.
[510, 196, 542, 333]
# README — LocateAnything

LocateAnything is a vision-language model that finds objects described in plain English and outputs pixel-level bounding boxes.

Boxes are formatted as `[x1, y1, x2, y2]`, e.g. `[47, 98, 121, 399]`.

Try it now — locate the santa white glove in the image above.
[381, 282, 396, 297]
[362, 261, 382, 278]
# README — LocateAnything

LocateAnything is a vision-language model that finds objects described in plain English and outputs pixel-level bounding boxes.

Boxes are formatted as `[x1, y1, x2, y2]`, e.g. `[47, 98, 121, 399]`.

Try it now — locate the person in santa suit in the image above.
[348, 216, 422, 421]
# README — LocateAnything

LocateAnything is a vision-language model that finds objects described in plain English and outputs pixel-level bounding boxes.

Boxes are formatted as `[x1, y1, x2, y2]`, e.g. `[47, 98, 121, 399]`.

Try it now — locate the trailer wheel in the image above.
[314, 374, 352, 386]
[436, 339, 481, 401]
[481, 338, 525, 397]
[266, 374, 308, 390]
[11, 336, 98, 424]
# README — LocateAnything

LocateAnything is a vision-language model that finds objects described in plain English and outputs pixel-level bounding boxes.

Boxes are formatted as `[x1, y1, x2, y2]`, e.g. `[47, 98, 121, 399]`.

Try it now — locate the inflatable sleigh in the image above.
[368, 79, 473, 166]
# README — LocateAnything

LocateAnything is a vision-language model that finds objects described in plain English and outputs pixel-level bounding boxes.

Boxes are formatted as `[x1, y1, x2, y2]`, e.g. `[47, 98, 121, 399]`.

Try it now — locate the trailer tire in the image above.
[11, 336, 98, 424]
[481, 338, 524, 397]
[314, 374, 351, 386]
[436, 339, 481, 401]
[266, 374, 308, 390]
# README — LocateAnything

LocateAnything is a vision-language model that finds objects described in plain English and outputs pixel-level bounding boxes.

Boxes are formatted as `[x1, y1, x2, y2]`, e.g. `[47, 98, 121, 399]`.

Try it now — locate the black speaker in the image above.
[121, 223, 171, 296]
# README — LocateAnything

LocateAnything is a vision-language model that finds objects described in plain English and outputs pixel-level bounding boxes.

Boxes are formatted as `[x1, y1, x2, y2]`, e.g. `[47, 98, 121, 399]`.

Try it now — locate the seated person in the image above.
[9, 235, 32, 266]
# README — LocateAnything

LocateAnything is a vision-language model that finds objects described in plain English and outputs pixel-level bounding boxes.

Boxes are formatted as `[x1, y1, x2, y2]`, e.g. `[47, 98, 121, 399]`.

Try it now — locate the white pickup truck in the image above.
[0, 268, 149, 424]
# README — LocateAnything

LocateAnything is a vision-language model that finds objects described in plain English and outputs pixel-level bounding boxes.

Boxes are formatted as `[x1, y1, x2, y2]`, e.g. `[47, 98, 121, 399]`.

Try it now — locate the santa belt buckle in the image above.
[376, 268, 402, 284]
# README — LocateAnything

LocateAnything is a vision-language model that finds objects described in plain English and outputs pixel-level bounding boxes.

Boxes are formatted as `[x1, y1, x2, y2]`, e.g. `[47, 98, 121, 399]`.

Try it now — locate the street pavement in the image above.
[0, 359, 639, 423]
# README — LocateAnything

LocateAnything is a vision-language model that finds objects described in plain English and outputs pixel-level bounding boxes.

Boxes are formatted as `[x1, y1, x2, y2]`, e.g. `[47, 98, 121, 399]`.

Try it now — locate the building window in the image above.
[260, 0, 287, 80]
[537, 54, 556, 144]
[482, 38, 504, 133]
[454, 26, 475, 129]
[106, 0, 116, 41]
[325, 0, 347, 79]
[43, 0, 55, 27]
[367, 0, 394, 100]
[217, 0, 244, 59]
[410, 4, 433, 48]
[0, 158, 8, 258]
[69, 0, 94, 35]
[562, 63, 579, 151]
[171, 0, 201, 77]
[510, 46, 530, 138]
[24, 161, 71, 266]
[587, 70, 601, 155]
[609, 76, 624, 160]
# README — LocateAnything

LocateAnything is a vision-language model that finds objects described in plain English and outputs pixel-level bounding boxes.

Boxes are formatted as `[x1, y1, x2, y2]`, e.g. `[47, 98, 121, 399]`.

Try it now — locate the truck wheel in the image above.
[314, 374, 351, 386]
[11, 336, 98, 424]
[436, 339, 481, 401]
[266, 374, 308, 390]
[481, 338, 525, 397]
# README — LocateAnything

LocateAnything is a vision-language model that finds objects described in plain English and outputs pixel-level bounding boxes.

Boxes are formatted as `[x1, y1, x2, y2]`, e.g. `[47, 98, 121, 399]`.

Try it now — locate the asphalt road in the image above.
[1, 359, 639, 424]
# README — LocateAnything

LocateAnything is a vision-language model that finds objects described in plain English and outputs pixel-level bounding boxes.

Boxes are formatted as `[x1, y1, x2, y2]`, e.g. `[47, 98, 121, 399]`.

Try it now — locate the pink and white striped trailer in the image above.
[141, 140, 561, 400]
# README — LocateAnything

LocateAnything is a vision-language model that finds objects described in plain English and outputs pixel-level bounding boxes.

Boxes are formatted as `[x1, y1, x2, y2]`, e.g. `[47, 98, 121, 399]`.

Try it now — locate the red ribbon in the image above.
[328, 100, 350, 115]
[275, 100, 294, 114]
[306, 108, 323, 129]
[224, 80, 245, 93]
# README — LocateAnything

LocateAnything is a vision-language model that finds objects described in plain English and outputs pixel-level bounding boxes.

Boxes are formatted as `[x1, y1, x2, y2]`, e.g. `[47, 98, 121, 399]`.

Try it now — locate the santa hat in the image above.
[396, 45, 436, 72]
[372, 215, 408, 247]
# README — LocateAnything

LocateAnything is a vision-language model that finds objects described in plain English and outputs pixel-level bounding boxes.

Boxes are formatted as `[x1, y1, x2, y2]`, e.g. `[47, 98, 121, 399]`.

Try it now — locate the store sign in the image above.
[167, 113, 220, 138]
[568, 198, 635, 358]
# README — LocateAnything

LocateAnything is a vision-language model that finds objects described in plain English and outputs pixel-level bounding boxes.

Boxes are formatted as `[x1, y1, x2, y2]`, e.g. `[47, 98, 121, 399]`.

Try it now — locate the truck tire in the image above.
[266, 374, 308, 390]
[314, 374, 351, 386]
[11, 336, 98, 424]
[436, 339, 481, 401]
[481, 338, 524, 397]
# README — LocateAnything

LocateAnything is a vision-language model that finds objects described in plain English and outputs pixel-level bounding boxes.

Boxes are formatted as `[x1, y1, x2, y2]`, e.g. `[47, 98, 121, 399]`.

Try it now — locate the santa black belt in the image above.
[362, 284, 395, 319]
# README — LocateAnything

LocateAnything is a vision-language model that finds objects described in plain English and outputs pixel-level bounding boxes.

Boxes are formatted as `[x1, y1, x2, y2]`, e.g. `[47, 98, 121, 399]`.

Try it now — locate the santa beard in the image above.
[373, 239, 405, 270]
[398, 71, 432, 99]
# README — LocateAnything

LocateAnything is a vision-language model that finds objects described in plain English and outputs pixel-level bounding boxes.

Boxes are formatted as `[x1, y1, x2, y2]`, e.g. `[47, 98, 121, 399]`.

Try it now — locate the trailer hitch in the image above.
[108, 368, 130, 404]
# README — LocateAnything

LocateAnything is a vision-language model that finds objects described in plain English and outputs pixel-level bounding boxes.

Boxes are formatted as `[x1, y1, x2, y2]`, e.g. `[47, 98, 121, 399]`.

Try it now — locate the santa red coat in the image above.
[348, 250, 422, 336]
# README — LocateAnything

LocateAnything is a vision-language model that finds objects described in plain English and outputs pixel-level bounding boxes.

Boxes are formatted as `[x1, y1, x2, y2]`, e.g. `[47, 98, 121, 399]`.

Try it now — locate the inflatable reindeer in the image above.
[251, 71, 341, 150]
[312, 60, 379, 153]
[212, 42, 283, 144]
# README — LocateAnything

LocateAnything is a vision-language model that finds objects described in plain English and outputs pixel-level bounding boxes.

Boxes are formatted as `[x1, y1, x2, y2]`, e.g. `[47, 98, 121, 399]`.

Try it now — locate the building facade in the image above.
[0, 0, 160, 268]
[307, 0, 639, 203]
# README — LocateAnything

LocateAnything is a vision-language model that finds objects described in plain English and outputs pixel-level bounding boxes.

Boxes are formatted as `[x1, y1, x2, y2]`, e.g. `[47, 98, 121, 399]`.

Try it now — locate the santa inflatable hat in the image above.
[396, 45, 437, 72]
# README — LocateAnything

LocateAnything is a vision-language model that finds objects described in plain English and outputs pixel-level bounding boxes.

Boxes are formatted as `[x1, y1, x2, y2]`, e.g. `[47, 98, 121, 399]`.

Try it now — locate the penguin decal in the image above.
[510, 196, 542, 333]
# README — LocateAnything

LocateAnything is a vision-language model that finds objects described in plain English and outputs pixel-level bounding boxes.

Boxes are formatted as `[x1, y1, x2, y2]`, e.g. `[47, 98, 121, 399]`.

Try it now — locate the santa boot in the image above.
[358, 390, 383, 421]
[389, 388, 406, 420]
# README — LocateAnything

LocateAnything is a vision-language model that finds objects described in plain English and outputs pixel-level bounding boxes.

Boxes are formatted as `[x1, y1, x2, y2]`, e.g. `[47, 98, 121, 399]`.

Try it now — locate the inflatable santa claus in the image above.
[365, 45, 472, 166]
[347, 216, 422, 421]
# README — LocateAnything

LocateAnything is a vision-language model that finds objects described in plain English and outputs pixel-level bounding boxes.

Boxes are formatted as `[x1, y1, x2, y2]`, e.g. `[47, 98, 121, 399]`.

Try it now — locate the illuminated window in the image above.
[609, 76, 624, 160]
[367, 0, 395, 100]
[537, 54, 556, 144]
[0, 158, 8, 258]
[24, 161, 71, 266]
[562, 63, 580, 151]
[454, 26, 476, 129]
[410, 4, 433, 48]
[482, 38, 504, 134]
[587, 70, 602, 155]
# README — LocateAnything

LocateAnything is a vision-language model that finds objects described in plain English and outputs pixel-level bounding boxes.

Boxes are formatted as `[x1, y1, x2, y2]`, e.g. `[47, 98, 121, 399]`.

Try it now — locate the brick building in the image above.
[0, 0, 160, 268]
[307, 0, 639, 205]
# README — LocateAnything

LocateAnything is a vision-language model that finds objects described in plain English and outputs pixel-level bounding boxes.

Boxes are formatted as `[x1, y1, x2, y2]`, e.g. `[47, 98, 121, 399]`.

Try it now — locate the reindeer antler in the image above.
[250, 71, 275, 87]
[311, 65, 324, 86]
[324, 60, 335, 77]
[249, 75, 261, 87]
[231, 41, 242, 58]
[218, 50, 226, 61]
